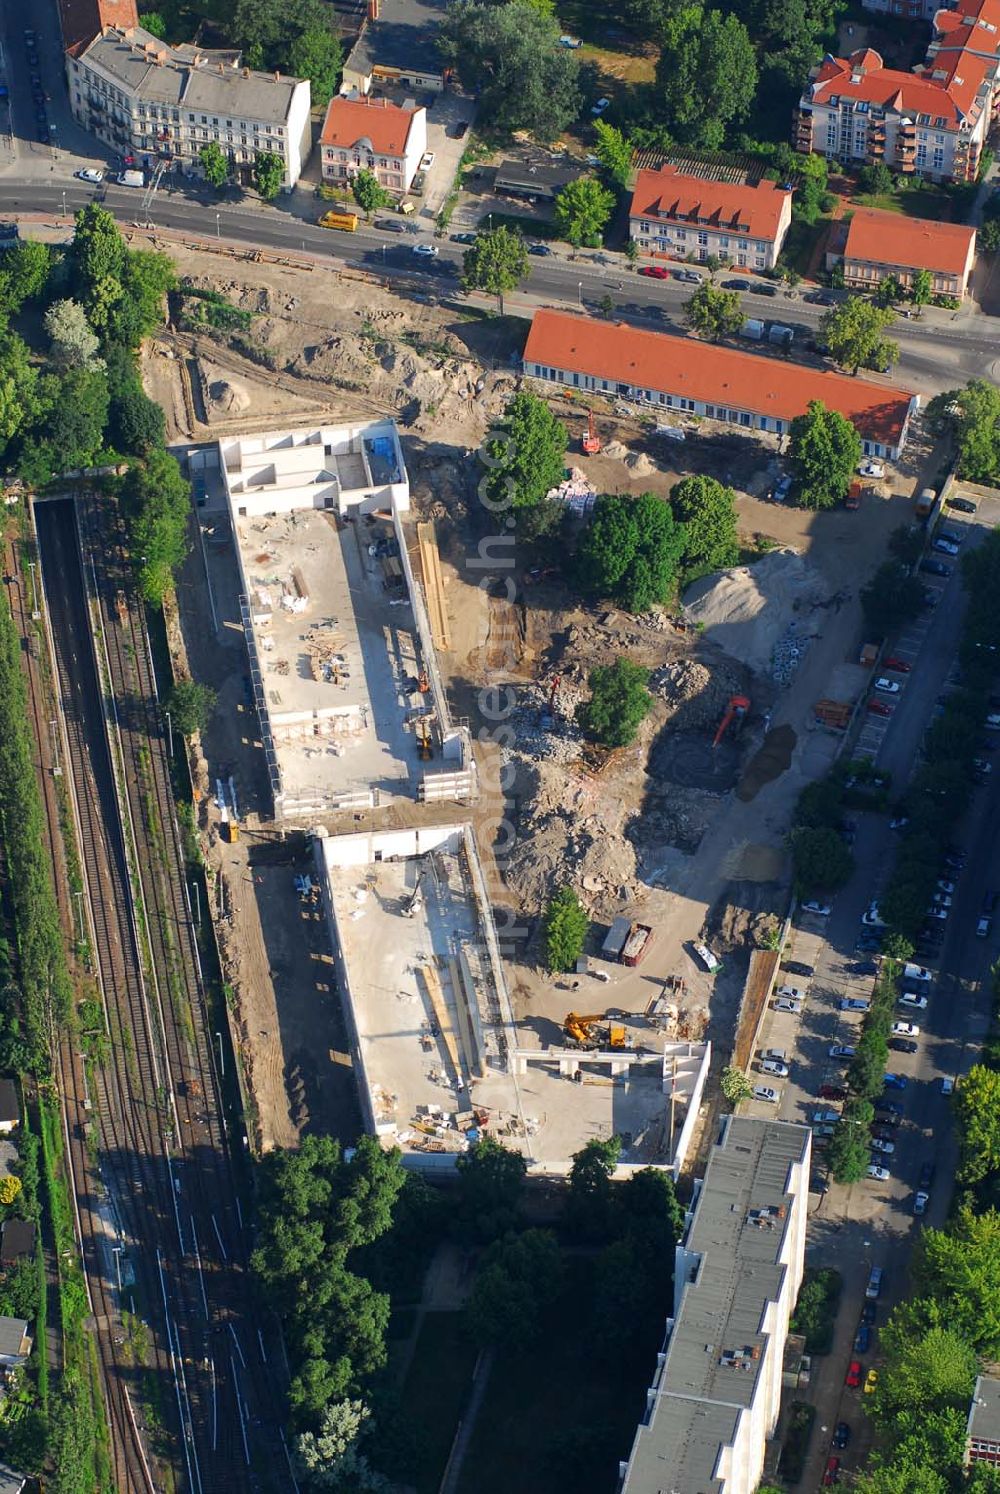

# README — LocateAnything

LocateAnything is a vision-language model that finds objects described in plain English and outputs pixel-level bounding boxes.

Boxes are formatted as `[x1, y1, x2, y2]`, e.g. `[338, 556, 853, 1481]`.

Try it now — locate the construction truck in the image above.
[713, 694, 750, 749]
[563, 1012, 627, 1049]
[582, 410, 601, 455]
[621, 924, 652, 968]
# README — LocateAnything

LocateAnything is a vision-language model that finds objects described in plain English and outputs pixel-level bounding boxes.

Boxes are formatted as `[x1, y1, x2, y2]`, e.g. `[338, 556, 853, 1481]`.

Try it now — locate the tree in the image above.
[120, 249, 176, 344]
[230, 0, 329, 67]
[167, 680, 216, 737]
[0, 239, 51, 313]
[19, 367, 110, 486]
[954, 1065, 1000, 1184]
[911, 268, 932, 313]
[789, 826, 854, 891]
[720, 1066, 752, 1105]
[466, 1228, 562, 1345]
[287, 27, 343, 109]
[43, 299, 103, 370]
[199, 142, 230, 188]
[543, 886, 589, 973]
[926, 379, 1000, 484]
[0, 1174, 21, 1207]
[861, 560, 926, 635]
[820, 298, 897, 375]
[567, 1137, 622, 1241]
[296, 1399, 369, 1477]
[670, 475, 739, 572]
[109, 383, 166, 455]
[684, 280, 745, 341]
[575, 491, 686, 611]
[979, 217, 1000, 254]
[858, 161, 894, 196]
[793, 153, 829, 225]
[71, 203, 126, 293]
[454, 1136, 527, 1242]
[654, 9, 757, 149]
[122, 447, 191, 606]
[914, 1206, 1000, 1354]
[0, 330, 39, 458]
[479, 389, 566, 522]
[787, 400, 862, 510]
[439, 2, 581, 140]
[462, 225, 529, 313]
[826, 1117, 870, 1181]
[593, 119, 632, 190]
[254, 150, 285, 199]
[351, 170, 392, 219]
[874, 1319, 976, 1421]
[794, 777, 844, 830]
[335, 1135, 407, 1250]
[576, 659, 652, 748]
[141, 10, 168, 37]
[553, 176, 616, 249]
[874, 273, 901, 309]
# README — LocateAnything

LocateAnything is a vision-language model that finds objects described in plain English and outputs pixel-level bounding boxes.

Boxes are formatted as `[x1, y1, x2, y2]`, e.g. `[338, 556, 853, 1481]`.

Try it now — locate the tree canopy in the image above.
[861, 560, 926, 636]
[789, 825, 854, 892]
[926, 379, 1000, 485]
[553, 177, 616, 248]
[670, 475, 739, 573]
[684, 280, 745, 340]
[352, 170, 392, 218]
[820, 298, 898, 375]
[575, 491, 686, 611]
[454, 1137, 527, 1243]
[121, 448, 191, 605]
[479, 390, 566, 530]
[788, 400, 862, 510]
[199, 141, 230, 187]
[576, 659, 652, 748]
[654, 8, 758, 149]
[544, 886, 589, 973]
[439, 1, 580, 139]
[254, 150, 285, 199]
[462, 225, 529, 313]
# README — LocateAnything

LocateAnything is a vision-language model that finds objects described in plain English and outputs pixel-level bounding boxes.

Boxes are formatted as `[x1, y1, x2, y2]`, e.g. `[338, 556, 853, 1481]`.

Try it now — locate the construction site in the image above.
[142, 233, 936, 1159]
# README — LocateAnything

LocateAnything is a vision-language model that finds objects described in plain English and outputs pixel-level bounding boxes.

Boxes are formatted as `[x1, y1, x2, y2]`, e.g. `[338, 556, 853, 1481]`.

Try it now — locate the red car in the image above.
[820, 1083, 848, 1100]
[824, 1456, 841, 1486]
[883, 656, 911, 672]
[639, 265, 669, 279]
[845, 1360, 863, 1388]
[868, 699, 893, 717]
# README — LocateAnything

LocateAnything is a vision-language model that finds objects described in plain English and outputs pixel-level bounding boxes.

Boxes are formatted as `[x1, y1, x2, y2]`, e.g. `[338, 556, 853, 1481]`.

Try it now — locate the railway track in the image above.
[74, 493, 291, 1490]
[15, 520, 167, 1494]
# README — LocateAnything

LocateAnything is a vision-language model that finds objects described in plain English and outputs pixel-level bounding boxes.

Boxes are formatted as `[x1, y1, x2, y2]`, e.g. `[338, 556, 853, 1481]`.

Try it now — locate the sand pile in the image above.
[682, 549, 825, 675]
[208, 378, 250, 414]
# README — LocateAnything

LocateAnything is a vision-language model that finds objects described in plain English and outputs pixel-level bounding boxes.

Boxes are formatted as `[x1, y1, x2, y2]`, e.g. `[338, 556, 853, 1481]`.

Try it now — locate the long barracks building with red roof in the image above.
[522, 309, 918, 461]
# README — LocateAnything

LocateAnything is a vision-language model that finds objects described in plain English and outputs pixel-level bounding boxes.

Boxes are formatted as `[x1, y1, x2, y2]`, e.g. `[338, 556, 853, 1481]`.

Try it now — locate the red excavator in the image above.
[582, 410, 601, 455]
[713, 694, 750, 749]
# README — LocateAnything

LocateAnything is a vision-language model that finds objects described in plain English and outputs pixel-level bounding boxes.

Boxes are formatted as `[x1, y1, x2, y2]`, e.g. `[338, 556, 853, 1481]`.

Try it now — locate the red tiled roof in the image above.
[629, 165, 791, 244]
[523, 309, 914, 448]
[844, 207, 976, 276]
[58, 0, 138, 58]
[320, 95, 420, 156]
[811, 50, 966, 123]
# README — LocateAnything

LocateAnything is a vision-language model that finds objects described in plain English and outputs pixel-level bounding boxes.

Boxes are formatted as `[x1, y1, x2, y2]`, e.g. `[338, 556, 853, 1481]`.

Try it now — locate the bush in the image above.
[790, 1268, 842, 1354]
[543, 888, 589, 973]
[576, 659, 652, 749]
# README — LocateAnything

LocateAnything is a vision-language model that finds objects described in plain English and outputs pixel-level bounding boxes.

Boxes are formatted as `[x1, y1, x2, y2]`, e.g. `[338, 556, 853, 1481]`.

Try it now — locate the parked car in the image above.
[640, 265, 670, 279]
[874, 1101, 903, 1118]
[813, 1109, 840, 1124]
[771, 474, 794, 503]
[820, 1083, 848, 1101]
[76, 167, 104, 183]
[926, 906, 948, 921]
[801, 901, 832, 916]
[946, 495, 977, 513]
[721, 277, 750, 291]
[868, 699, 893, 717]
[937, 879, 957, 895]
[824, 1456, 841, 1486]
[931, 892, 953, 907]
[870, 1137, 896, 1154]
[921, 558, 951, 577]
[889, 1037, 918, 1053]
[782, 960, 814, 977]
[833, 1422, 852, 1450]
[883, 657, 911, 673]
[411, 243, 438, 257]
[867, 1163, 891, 1180]
[892, 1020, 920, 1037]
[419, 151, 436, 171]
[913, 1189, 929, 1214]
[845, 1360, 863, 1388]
[829, 1045, 857, 1059]
[590, 96, 611, 114]
[773, 996, 802, 1013]
[674, 268, 701, 283]
[759, 1058, 789, 1076]
[449, 231, 477, 244]
[841, 997, 871, 1012]
[859, 458, 885, 478]
[854, 1323, 871, 1353]
[527, 242, 552, 256]
[849, 961, 879, 977]
[874, 676, 901, 694]
[934, 537, 960, 556]
[753, 1085, 779, 1103]
[882, 1072, 908, 1089]
[871, 1124, 896, 1142]
[977, 916, 993, 938]
[450, 121, 469, 139]
[775, 985, 806, 1001]
[904, 964, 933, 982]
[864, 1368, 879, 1395]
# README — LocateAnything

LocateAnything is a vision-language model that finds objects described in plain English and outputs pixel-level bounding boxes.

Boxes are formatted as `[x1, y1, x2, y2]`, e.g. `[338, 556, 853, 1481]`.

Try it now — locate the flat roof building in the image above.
[67, 26, 312, 188]
[630, 165, 793, 272]
[493, 158, 582, 203]
[619, 1116, 811, 1494]
[316, 825, 711, 1176]
[342, 0, 449, 96]
[523, 308, 917, 459]
[966, 1374, 1000, 1468]
[832, 207, 977, 299]
[218, 423, 474, 820]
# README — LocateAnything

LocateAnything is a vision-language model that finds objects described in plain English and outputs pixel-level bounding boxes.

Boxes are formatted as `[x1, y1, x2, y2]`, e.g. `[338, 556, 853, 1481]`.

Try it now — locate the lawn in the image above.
[852, 188, 955, 221]
[556, 1, 659, 84]
[455, 1314, 651, 1494]
[401, 1312, 481, 1494]
[781, 216, 832, 278]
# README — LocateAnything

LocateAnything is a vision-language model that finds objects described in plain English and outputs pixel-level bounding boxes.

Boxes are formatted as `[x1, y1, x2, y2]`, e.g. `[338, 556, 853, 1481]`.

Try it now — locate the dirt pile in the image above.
[705, 884, 786, 956]
[682, 549, 825, 676]
[650, 656, 750, 732]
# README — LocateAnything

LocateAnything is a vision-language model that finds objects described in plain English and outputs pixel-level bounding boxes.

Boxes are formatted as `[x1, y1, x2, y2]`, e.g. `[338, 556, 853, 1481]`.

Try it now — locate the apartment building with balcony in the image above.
[67, 26, 312, 187]
[319, 92, 426, 195]
[617, 1117, 811, 1494]
[795, 0, 1000, 184]
[629, 164, 793, 271]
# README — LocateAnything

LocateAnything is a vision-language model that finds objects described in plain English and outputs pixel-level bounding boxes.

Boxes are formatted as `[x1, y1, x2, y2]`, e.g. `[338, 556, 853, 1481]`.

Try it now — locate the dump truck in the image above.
[845, 481, 863, 511]
[318, 209, 359, 232]
[621, 924, 653, 968]
[602, 916, 632, 961]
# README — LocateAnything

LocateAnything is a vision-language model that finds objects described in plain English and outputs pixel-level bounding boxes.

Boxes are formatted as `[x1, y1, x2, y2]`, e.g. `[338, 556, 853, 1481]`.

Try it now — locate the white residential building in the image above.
[320, 93, 426, 195]
[619, 1117, 811, 1494]
[67, 26, 312, 188]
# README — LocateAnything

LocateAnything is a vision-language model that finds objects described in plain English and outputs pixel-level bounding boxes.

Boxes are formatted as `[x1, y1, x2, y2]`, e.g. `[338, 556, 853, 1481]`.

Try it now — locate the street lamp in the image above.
[61, 189, 66, 218]
[215, 211, 220, 240]
[577, 280, 583, 308]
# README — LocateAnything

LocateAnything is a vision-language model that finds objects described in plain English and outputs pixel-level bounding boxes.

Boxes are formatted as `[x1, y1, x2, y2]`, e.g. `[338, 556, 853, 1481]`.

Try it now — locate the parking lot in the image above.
[742, 488, 1000, 1488]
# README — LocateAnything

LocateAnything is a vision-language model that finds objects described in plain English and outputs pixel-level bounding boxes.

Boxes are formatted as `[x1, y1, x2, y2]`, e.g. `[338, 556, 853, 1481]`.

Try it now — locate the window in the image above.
[698, 231, 708, 245]
[705, 405, 716, 418]
[740, 412, 751, 427]
[738, 239, 748, 250]
[719, 236, 729, 249]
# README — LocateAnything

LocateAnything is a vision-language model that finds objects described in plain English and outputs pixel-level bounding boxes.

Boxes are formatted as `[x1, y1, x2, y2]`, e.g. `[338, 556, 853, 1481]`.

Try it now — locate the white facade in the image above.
[219, 422, 410, 519]
[320, 97, 426, 194]
[68, 28, 312, 187]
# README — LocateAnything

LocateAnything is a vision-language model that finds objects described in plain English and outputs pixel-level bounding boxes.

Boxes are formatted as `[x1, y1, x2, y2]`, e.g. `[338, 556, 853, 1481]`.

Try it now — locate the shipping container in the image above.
[622, 923, 652, 967]
[602, 916, 632, 960]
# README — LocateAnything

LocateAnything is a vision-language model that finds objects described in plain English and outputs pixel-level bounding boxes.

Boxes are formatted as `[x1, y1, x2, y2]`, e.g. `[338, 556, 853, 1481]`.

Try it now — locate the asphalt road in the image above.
[746, 492, 1000, 1489]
